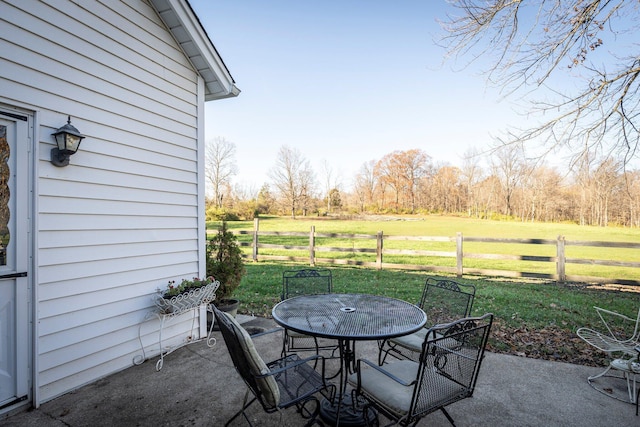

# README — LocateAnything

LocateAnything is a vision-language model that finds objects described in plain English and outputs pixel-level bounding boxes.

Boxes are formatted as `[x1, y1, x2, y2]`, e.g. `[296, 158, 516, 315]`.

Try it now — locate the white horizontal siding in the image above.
[2, 1, 197, 106]
[38, 310, 201, 397]
[1, 0, 212, 402]
[38, 228, 199, 248]
[37, 250, 198, 295]
[38, 180, 197, 208]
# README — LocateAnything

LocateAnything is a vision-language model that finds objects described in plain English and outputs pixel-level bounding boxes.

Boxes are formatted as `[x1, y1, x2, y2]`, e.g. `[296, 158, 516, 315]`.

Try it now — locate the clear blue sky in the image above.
[191, 1, 525, 192]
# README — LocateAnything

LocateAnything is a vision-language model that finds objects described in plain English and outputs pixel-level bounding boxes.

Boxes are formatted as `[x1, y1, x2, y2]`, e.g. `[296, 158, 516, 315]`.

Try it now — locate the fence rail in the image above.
[229, 218, 640, 287]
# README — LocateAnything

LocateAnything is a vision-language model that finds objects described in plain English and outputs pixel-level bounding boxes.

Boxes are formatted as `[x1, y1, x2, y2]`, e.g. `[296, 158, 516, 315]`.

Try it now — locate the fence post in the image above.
[310, 226, 316, 267]
[456, 232, 463, 277]
[252, 217, 259, 262]
[376, 231, 383, 270]
[556, 235, 566, 283]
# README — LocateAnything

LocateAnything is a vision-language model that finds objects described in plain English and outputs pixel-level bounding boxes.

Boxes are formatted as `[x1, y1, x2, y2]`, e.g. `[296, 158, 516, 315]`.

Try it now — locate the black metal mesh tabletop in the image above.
[272, 293, 427, 340]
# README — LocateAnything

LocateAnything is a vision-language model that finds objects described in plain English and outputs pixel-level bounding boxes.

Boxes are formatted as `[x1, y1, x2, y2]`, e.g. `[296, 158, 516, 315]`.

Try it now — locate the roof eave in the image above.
[150, 0, 240, 101]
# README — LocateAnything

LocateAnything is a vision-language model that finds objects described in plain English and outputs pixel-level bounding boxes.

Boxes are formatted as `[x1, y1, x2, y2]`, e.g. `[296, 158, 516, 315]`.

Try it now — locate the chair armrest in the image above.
[261, 354, 324, 376]
[357, 359, 416, 387]
[431, 343, 476, 361]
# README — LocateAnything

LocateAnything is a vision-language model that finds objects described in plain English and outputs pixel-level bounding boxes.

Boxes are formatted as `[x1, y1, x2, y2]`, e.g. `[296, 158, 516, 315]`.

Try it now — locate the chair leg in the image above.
[377, 340, 386, 365]
[378, 339, 393, 365]
[225, 389, 258, 427]
[625, 371, 637, 404]
[588, 361, 640, 404]
[440, 407, 457, 426]
[587, 363, 613, 382]
[281, 330, 288, 357]
[295, 396, 322, 427]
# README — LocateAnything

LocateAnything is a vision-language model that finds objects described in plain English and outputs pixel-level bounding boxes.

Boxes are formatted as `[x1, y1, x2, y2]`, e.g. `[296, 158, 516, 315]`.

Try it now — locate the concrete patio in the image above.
[2, 315, 638, 426]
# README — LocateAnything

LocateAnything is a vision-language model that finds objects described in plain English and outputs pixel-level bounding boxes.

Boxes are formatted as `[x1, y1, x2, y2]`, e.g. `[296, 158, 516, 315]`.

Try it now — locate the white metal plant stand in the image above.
[133, 280, 220, 371]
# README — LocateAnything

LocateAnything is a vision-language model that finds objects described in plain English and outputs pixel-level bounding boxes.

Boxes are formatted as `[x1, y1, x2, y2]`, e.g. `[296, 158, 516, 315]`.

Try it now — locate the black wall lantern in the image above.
[51, 116, 85, 167]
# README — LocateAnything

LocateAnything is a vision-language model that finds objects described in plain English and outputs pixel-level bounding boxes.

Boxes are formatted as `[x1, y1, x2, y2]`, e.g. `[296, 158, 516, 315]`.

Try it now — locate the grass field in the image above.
[208, 215, 640, 366]
[210, 215, 640, 282]
[215, 215, 640, 241]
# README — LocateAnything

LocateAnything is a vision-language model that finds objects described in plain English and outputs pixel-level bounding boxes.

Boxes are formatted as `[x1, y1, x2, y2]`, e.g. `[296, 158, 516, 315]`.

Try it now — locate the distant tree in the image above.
[328, 188, 342, 211]
[623, 171, 640, 227]
[256, 184, 275, 215]
[491, 144, 526, 217]
[353, 160, 378, 213]
[520, 165, 564, 222]
[441, 1, 640, 167]
[205, 137, 237, 208]
[592, 158, 622, 226]
[376, 149, 430, 213]
[298, 166, 317, 216]
[475, 175, 501, 218]
[432, 165, 462, 214]
[269, 146, 316, 218]
[320, 160, 342, 213]
[461, 148, 484, 218]
[401, 149, 432, 213]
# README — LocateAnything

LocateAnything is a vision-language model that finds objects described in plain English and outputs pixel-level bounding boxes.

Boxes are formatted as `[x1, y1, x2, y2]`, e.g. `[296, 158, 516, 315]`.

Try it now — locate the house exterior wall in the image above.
[1, 0, 210, 403]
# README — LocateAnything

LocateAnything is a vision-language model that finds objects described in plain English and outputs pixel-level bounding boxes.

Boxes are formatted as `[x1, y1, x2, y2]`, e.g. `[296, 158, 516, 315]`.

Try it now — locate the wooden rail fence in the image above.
[230, 218, 640, 287]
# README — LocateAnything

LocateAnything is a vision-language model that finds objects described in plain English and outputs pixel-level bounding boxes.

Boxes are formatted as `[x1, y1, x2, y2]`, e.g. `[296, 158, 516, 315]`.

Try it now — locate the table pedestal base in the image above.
[320, 395, 376, 427]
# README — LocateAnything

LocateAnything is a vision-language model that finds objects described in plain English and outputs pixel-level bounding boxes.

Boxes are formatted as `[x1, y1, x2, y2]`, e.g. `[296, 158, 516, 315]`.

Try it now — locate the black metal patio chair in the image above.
[378, 277, 476, 365]
[212, 305, 336, 426]
[351, 313, 493, 427]
[281, 268, 339, 358]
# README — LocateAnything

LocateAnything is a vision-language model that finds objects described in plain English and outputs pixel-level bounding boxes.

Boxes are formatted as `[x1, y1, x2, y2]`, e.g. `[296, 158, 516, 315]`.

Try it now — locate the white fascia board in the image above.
[150, 0, 240, 101]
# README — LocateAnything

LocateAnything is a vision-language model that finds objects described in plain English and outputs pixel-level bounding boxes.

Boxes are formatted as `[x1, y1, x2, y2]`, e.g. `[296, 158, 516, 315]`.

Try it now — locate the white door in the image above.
[0, 110, 30, 410]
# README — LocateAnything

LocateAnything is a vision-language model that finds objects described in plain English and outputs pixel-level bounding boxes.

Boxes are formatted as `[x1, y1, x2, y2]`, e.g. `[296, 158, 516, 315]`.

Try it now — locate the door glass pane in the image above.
[0, 125, 8, 266]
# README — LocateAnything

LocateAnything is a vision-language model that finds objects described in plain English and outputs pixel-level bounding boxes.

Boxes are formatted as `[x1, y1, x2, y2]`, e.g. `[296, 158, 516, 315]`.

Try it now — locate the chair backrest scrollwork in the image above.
[282, 268, 332, 300]
[420, 278, 476, 327]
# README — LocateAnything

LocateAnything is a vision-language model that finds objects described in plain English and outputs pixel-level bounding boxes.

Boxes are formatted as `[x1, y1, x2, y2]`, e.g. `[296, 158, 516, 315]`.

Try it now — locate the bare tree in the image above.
[624, 170, 640, 227]
[592, 158, 622, 226]
[441, 1, 640, 167]
[432, 165, 462, 214]
[353, 160, 378, 213]
[461, 147, 484, 218]
[375, 154, 403, 212]
[269, 146, 316, 218]
[491, 143, 526, 217]
[205, 137, 237, 207]
[402, 149, 432, 213]
[298, 166, 317, 217]
[321, 160, 342, 214]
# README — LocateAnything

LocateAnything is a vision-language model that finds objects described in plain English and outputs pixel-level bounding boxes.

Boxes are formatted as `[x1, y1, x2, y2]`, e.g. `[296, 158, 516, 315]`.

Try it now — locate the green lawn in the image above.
[233, 262, 638, 366]
[208, 215, 640, 366]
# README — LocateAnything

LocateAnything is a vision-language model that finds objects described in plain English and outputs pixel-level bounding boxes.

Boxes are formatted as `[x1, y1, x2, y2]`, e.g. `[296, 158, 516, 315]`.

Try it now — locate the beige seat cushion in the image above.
[390, 328, 428, 352]
[348, 360, 419, 417]
[223, 311, 281, 408]
[392, 330, 461, 354]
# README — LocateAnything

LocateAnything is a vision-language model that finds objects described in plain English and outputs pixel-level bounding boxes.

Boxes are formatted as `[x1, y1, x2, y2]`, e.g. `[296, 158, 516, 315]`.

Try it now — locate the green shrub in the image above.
[206, 221, 246, 302]
[205, 206, 240, 222]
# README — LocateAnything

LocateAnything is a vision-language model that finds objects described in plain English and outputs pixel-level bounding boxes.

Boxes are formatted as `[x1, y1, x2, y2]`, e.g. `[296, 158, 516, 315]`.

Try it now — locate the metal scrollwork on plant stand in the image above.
[133, 280, 220, 371]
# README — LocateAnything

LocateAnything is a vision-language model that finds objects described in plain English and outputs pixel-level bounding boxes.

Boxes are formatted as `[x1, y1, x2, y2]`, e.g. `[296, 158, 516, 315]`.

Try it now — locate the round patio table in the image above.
[272, 293, 427, 426]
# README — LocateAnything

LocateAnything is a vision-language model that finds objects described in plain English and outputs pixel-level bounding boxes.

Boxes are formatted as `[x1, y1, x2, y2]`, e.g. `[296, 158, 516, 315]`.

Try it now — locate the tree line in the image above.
[205, 138, 640, 227]
[205, 1, 640, 227]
